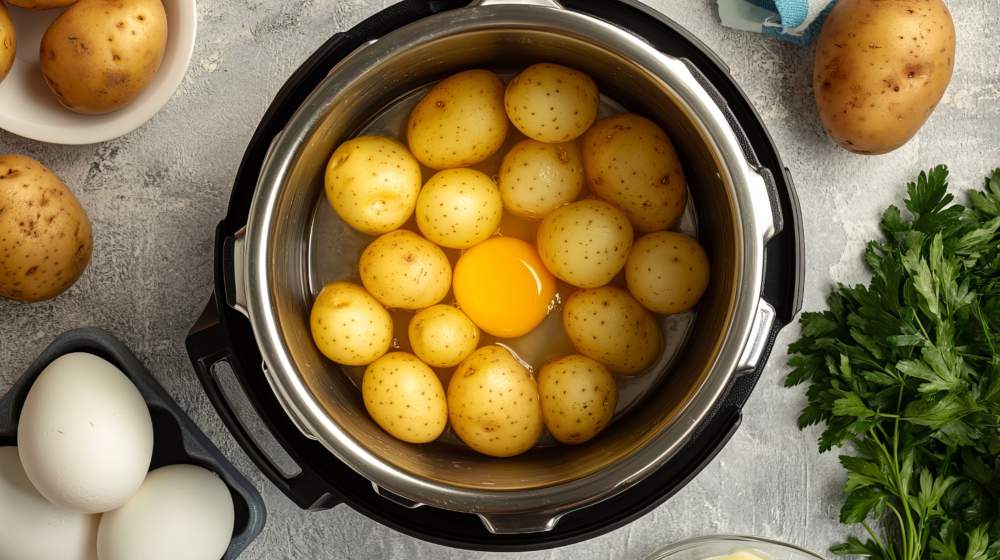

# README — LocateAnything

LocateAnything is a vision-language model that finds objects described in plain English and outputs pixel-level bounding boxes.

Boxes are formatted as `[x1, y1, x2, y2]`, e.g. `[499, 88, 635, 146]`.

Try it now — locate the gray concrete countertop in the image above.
[2, 1, 998, 558]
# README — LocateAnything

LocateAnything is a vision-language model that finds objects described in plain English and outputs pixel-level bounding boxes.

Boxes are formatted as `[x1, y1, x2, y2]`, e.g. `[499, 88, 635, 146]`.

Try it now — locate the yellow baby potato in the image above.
[407, 69, 509, 170]
[324, 136, 422, 235]
[0, 1, 14, 83]
[504, 63, 599, 143]
[562, 286, 661, 375]
[626, 231, 710, 315]
[9, 0, 77, 8]
[0, 155, 92, 302]
[362, 352, 448, 444]
[415, 168, 502, 249]
[40, 0, 168, 114]
[310, 282, 393, 366]
[498, 139, 584, 220]
[408, 305, 480, 368]
[536, 199, 633, 289]
[538, 355, 617, 445]
[582, 114, 687, 232]
[447, 345, 543, 457]
[359, 230, 451, 310]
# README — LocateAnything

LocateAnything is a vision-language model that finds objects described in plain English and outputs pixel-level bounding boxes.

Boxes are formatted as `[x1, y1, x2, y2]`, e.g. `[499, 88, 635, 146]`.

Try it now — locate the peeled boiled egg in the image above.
[0, 447, 99, 560]
[97, 464, 235, 560]
[453, 236, 556, 338]
[17, 352, 154, 513]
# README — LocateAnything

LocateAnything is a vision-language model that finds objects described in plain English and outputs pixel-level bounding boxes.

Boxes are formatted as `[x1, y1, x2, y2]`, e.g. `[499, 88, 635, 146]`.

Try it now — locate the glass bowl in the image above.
[648, 535, 825, 560]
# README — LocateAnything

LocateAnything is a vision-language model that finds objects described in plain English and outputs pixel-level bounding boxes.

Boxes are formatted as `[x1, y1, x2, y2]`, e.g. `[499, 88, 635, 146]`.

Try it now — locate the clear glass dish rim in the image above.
[648, 534, 826, 560]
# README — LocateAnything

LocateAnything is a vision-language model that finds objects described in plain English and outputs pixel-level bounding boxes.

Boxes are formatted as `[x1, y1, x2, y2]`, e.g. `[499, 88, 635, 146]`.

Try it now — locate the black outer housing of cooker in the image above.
[186, 0, 804, 551]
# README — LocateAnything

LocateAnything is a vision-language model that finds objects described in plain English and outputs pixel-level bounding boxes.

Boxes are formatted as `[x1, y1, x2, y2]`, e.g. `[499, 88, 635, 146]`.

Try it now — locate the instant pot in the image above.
[186, 0, 803, 551]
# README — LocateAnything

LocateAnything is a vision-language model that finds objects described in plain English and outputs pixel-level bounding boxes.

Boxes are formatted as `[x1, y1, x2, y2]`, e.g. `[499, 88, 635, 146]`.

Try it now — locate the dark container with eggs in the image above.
[0, 328, 266, 559]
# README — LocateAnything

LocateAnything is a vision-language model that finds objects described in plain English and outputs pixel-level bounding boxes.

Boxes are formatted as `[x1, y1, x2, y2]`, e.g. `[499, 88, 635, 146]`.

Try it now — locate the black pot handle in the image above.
[186, 296, 342, 511]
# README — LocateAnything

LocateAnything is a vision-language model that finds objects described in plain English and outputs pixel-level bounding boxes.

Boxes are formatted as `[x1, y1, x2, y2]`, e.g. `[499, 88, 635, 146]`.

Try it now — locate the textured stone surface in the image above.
[1, 1, 998, 558]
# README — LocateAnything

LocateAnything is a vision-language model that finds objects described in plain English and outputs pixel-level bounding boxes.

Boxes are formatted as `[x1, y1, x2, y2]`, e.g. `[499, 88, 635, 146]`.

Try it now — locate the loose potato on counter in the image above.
[498, 139, 584, 220]
[0, 155, 92, 302]
[408, 305, 480, 368]
[407, 69, 509, 170]
[814, 0, 955, 154]
[415, 168, 503, 249]
[538, 355, 617, 445]
[536, 199, 633, 289]
[363, 352, 448, 443]
[0, 1, 13, 83]
[325, 136, 422, 235]
[626, 231, 710, 315]
[310, 282, 393, 366]
[582, 114, 687, 232]
[40, 0, 168, 114]
[563, 286, 661, 374]
[359, 230, 452, 310]
[9, 0, 77, 7]
[448, 345, 543, 457]
[505, 63, 599, 143]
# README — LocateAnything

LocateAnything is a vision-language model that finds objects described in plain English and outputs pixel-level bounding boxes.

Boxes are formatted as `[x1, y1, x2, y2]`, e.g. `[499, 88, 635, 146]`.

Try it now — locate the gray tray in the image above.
[0, 327, 266, 559]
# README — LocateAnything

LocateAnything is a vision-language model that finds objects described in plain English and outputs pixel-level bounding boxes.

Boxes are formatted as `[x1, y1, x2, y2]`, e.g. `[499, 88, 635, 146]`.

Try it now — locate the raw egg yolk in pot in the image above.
[453, 237, 556, 338]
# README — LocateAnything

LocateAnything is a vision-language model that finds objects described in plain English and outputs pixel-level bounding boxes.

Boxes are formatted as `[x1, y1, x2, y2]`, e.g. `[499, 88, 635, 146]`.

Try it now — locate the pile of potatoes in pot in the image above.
[0, 0, 169, 115]
[309, 62, 712, 458]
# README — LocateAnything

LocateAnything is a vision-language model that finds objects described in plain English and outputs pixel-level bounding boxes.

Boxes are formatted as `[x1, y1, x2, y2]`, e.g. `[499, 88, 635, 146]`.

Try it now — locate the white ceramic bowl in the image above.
[647, 535, 825, 560]
[0, 0, 196, 144]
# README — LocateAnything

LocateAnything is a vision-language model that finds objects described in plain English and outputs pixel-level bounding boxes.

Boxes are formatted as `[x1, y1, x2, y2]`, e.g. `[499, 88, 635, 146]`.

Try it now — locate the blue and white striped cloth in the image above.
[717, 0, 838, 44]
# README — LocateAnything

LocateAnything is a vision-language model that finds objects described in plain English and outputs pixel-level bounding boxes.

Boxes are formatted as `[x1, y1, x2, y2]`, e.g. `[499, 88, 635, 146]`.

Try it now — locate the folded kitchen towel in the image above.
[717, 0, 837, 44]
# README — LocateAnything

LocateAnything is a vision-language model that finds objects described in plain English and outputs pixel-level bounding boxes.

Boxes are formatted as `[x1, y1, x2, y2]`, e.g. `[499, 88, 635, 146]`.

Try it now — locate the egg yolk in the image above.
[453, 237, 557, 338]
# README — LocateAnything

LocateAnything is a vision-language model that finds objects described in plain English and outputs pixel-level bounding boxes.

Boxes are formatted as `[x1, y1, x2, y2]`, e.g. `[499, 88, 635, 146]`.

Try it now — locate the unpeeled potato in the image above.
[626, 231, 710, 315]
[40, 0, 168, 114]
[359, 230, 452, 310]
[536, 199, 633, 289]
[415, 168, 502, 249]
[448, 345, 543, 457]
[8, 0, 77, 8]
[407, 69, 509, 170]
[538, 355, 617, 445]
[498, 139, 584, 220]
[408, 305, 480, 368]
[562, 286, 661, 374]
[814, 0, 955, 154]
[363, 352, 448, 444]
[0, 1, 14, 83]
[504, 63, 599, 143]
[582, 114, 687, 232]
[325, 136, 422, 235]
[310, 282, 393, 366]
[0, 155, 92, 302]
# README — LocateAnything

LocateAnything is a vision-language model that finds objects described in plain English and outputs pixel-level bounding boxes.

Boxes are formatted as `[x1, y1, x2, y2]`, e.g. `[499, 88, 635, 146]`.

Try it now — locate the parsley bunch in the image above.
[787, 166, 1000, 560]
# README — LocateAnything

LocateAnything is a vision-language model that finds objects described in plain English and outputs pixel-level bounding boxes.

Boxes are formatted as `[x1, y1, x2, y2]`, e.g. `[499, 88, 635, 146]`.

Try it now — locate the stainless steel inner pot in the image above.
[232, 0, 779, 534]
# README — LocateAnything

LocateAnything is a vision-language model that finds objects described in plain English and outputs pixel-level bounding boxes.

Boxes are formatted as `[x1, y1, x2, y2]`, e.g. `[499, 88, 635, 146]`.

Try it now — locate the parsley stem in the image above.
[863, 521, 893, 560]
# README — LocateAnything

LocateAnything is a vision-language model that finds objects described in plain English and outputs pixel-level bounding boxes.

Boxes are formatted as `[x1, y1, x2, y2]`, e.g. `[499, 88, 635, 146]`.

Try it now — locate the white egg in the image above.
[0, 447, 99, 560]
[17, 352, 154, 513]
[97, 464, 235, 560]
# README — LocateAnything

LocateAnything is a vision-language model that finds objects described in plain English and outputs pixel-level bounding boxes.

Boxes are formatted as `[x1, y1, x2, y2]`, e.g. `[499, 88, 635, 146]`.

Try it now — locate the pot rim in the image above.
[241, 2, 777, 532]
